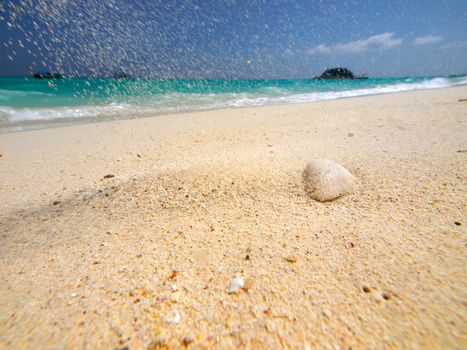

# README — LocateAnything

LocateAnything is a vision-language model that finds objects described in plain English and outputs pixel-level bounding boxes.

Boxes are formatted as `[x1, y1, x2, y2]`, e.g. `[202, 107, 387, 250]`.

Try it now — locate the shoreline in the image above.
[0, 87, 466, 349]
[1, 84, 466, 134]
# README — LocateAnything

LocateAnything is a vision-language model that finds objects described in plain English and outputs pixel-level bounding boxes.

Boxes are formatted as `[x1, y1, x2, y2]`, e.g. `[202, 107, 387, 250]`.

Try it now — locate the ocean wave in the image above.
[227, 77, 467, 107]
[1, 76, 466, 129]
[0, 89, 55, 97]
[0, 103, 133, 123]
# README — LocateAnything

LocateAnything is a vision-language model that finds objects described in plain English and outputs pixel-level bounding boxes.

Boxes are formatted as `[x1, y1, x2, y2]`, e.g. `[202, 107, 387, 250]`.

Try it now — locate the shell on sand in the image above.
[303, 159, 355, 202]
[228, 277, 245, 294]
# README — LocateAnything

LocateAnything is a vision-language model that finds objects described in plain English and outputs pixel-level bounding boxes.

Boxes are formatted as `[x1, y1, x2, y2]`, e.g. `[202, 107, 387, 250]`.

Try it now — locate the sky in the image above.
[0, 0, 466, 78]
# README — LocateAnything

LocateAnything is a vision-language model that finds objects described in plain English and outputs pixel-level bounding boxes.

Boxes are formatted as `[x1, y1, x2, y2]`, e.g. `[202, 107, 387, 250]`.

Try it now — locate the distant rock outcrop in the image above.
[31, 71, 62, 79]
[113, 72, 133, 79]
[315, 67, 367, 80]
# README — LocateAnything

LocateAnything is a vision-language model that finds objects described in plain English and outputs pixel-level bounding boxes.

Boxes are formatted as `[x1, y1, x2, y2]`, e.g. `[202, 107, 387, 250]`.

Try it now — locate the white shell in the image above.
[303, 159, 355, 202]
[228, 277, 245, 294]
[164, 308, 180, 324]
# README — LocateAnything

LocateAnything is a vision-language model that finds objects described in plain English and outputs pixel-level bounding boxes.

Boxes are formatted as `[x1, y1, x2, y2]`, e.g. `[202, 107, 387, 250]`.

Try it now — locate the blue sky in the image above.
[1, 0, 466, 78]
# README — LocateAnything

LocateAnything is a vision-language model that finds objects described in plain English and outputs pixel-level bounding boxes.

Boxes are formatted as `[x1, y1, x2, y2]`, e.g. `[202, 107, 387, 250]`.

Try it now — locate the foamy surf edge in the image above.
[1, 76, 466, 131]
[227, 77, 467, 107]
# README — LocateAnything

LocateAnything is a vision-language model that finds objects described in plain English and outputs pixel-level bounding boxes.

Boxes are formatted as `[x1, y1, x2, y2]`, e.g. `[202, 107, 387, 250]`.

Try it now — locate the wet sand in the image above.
[0, 87, 466, 349]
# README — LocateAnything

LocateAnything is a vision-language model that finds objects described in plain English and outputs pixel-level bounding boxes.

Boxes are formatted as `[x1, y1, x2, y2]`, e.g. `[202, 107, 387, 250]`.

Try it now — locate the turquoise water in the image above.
[1, 76, 466, 131]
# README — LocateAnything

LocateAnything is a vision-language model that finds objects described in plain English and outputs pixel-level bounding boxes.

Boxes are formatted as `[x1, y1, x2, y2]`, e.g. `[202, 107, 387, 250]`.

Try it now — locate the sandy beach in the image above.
[0, 87, 466, 349]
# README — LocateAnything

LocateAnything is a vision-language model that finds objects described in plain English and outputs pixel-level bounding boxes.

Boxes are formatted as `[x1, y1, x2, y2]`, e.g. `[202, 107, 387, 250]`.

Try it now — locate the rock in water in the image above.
[303, 160, 355, 201]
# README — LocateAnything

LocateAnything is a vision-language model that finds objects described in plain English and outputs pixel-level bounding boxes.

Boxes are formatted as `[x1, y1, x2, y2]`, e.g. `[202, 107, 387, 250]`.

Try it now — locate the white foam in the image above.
[0, 89, 54, 97]
[1, 77, 466, 128]
[0, 103, 133, 123]
[227, 77, 467, 107]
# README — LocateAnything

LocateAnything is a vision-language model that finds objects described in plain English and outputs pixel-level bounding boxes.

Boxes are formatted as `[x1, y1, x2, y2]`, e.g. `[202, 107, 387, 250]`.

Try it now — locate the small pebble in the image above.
[53, 200, 60, 205]
[103, 174, 115, 179]
[454, 221, 461, 226]
[228, 277, 244, 294]
[164, 309, 180, 324]
[182, 336, 193, 346]
[322, 308, 332, 317]
[167, 270, 178, 281]
[362, 286, 371, 293]
[285, 255, 297, 263]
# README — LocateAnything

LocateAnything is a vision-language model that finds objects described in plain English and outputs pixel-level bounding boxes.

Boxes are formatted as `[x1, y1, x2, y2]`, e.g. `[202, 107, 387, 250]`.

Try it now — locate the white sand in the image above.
[0, 87, 466, 349]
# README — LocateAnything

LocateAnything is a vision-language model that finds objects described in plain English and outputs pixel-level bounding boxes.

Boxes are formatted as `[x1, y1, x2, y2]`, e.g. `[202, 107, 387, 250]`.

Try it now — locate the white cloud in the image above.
[413, 35, 443, 46]
[440, 41, 466, 49]
[309, 32, 403, 55]
[336, 33, 403, 52]
[308, 44, 331, 55]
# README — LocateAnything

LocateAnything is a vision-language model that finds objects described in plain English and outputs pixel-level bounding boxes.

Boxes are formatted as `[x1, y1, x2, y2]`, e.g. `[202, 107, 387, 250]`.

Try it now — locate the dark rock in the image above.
[31, 71, 62, 79]
[103, 174, 115, 179]
[315, 67, 367, 80]
[113, 72, 132, 79]
[182, 336, 194, 346]
[381, 292, 391, 300]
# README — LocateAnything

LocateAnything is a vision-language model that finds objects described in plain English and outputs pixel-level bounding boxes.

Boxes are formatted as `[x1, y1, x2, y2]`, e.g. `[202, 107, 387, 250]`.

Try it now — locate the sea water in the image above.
[0, 76, 466, 132]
